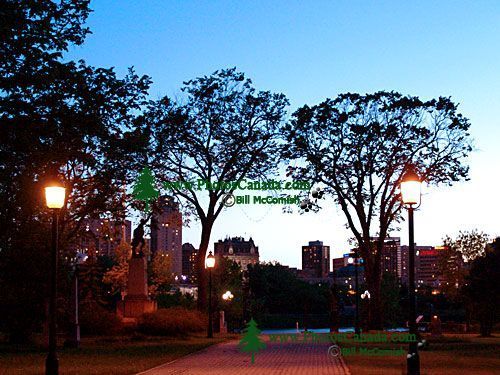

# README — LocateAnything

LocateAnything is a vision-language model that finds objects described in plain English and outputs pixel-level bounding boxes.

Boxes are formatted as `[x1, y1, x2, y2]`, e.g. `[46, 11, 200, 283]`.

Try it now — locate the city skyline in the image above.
[67, 0, 500, 268]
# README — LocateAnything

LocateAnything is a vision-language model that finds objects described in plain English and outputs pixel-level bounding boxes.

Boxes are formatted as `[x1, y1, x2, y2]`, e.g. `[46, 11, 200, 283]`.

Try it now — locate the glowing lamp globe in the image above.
[205, 251, 215, 269]
[45, 186, 66, 209]
[400, 169, 422, 206]
[222, 291, 234, 301]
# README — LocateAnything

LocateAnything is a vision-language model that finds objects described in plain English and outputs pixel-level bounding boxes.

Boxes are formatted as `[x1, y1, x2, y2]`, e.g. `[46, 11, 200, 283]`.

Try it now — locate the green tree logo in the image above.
[132, 167, 159, 212]
[239, 318, 266, 364]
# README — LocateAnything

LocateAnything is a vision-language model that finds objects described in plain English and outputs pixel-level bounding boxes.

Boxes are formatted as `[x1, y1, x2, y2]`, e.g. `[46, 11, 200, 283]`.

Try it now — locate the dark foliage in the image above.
[143, 68, 288, 309]
[463, 238, 500, 337]
[282, 91, 472, 329]
[0, 0, 151, 342]
[247, 262, 330, 328]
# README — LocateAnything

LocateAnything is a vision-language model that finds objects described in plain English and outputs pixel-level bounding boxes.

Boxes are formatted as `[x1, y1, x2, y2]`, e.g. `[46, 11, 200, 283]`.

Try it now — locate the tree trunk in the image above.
[196, 220, 214, 311]
[367, 271, 383, 329]
[362, 243, 383, 330]
[479, 320, 490, 337]
[479, 309, 493, 337]
[329, 277, 340, 332]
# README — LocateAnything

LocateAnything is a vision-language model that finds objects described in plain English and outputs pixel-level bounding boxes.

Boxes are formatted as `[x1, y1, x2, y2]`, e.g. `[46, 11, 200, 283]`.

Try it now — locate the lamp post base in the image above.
[407, 351, 420, 375]
[45, 353, 59, 375]
[63, 324, 80, 348]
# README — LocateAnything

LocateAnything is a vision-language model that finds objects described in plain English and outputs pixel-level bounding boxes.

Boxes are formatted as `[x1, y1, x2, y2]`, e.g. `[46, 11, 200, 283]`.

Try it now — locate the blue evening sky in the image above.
[67, 1, 500, 268]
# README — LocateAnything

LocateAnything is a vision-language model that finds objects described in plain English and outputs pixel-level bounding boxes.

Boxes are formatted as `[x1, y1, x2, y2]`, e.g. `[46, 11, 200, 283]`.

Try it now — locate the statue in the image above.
[117, 213, 157, 321]
[131, 217, 148, 258]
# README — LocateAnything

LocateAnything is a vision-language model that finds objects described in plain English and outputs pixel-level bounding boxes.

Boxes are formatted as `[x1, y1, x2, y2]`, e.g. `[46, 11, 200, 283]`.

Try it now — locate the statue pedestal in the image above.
[117, 257, 156, 323]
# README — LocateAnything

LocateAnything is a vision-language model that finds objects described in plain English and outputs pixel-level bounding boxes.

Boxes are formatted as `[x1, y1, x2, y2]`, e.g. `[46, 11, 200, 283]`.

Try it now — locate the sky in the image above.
[66, 1, 500, 268]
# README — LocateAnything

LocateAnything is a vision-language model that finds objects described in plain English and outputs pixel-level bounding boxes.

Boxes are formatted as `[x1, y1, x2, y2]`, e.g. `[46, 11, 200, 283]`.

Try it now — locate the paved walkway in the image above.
[138, 338, 350, 375]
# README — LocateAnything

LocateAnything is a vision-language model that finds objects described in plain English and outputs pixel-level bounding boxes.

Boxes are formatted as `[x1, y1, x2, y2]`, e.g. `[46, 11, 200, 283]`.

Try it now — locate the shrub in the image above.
[156, 290, 196, 310]
[79, 301, 123, 336]
[138, 307, 207, 336]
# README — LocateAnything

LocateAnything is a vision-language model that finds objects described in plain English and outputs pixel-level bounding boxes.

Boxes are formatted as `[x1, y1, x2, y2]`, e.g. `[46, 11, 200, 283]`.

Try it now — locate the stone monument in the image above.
[117, 217, 156, 322]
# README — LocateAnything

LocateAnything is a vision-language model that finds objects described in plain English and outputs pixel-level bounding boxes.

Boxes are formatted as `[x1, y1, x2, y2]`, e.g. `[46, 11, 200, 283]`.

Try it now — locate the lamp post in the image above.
[361, 290, 371, 332]
[348, 252, 360, 335]
[65, 252, 87, 348]
[221, 291, 234, 333]
[205, 251, 215, 338]
[400, 167, 422, 375]
[44, 183, 66, 375]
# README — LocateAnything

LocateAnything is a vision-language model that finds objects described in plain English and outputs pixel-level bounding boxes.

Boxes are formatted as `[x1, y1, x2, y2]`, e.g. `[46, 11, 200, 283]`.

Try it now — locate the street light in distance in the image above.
[205, 251, 215, 338]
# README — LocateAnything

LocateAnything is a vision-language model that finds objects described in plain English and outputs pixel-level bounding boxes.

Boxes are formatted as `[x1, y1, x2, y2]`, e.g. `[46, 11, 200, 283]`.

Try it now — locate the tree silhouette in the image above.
[463, 237, 500, 337]
[239, 318, 266, 364]
[145, 68, 288, 310]
[282, 92, 473, 329]
[132, 167, 159, 212]
[0, 0, 151, 342]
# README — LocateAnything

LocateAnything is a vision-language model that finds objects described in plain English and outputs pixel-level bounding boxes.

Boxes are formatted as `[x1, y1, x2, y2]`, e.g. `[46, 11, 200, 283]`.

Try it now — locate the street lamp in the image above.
[361, 290, 371, 332]
[400, 167, 422, 375]
[222, 290, 234, 301]
[44, 182, 66, 375]
[205, 251, 215, 338]
[348, 252, 360, 335]
[64, 252, 87, 348]
[221, 290, 234, 334]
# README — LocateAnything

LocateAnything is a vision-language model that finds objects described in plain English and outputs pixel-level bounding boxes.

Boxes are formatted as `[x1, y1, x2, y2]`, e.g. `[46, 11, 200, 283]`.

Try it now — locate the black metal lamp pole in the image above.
[65, 263, 80, 348]
[207, 267, 213, 338]
[46, 209, 59, 375]
[407, 205, 420, 375]
[400, 166, 422, 375]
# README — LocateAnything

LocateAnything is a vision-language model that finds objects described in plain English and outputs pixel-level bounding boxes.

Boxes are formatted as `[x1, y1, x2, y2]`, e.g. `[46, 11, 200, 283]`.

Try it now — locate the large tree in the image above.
[143, 68, 288, 309]
[443, 230, 489, 262]
[282, 92, 472, 329]
[439, 230, 489, 300]
[1, 0, 151, 249]
[0, 0, 151, 341]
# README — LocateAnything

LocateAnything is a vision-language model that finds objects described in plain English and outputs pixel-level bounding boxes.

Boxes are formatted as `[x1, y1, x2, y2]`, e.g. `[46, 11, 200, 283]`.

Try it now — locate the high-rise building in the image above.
[150, 195, 183, 275]
[302, 240, 330, 278]
[332, 252, 362, 272]
[333, 264, 365, 290]
[400, 245, 444, 288]
[370, 236, 400, 275]
[77, 219, 132, 257]
[332, 257, 345, 272]
[214, 236, 259, 271]
[416, 247, 442, 288]
[182, 242, 198, 282]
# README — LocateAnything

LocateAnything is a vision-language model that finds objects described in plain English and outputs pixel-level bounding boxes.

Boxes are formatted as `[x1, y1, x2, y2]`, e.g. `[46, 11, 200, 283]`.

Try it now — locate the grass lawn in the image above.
[341, 333, 500, 375]
[0, 333, 233, 375]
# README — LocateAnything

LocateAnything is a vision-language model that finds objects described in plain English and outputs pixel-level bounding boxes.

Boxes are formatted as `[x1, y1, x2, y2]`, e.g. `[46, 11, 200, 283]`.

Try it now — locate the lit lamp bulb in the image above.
[205, 251, 215, 269]
[400, 168, 422, 206]
[222, 291, 234, 301]
[45, 186, 66, 209]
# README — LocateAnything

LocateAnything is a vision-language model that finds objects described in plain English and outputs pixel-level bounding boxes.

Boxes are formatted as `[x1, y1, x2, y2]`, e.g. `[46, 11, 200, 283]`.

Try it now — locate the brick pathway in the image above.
[138, 337, 350, 375]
